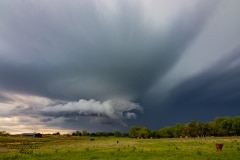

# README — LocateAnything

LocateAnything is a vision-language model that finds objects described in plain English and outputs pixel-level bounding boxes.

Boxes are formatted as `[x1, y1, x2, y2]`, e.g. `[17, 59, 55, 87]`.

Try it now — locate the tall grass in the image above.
[0, 136, 239, 160]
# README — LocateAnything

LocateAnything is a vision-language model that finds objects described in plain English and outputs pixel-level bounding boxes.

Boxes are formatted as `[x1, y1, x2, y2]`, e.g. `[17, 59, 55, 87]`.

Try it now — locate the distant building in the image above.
[22, 133, 43, 138]
[34, 133, 43, 138]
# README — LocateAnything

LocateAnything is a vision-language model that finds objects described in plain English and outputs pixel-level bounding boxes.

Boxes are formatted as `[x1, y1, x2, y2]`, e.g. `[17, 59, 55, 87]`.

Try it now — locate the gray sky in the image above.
[1, 0, 240, 134]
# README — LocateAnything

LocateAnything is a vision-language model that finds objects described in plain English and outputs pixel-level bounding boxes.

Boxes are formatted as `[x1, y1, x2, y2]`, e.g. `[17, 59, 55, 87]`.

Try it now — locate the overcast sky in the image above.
[1, 0, 240, 134]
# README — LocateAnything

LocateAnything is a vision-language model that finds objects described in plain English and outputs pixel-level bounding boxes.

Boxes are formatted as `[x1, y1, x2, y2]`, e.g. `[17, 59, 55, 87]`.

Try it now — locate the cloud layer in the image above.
[0, 0, 216, 100]
[40, 99, 142, 127]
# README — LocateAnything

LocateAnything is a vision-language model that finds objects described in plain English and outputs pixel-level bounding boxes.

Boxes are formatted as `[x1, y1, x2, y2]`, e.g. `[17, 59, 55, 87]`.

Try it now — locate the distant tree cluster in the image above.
[129, 116, 240, 138]
[5, 116, 235, 138]
[70, 116, 240, 139]
[129, 126, 151, 138]
[156, 116, 240, 138]
[52, 132, 60, 136]
[0, 131, 10, 136]
[71, 130, 129, 137]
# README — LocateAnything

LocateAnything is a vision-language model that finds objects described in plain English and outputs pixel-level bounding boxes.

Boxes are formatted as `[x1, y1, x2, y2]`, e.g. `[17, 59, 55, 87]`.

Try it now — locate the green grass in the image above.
[0, 136, 240, 160]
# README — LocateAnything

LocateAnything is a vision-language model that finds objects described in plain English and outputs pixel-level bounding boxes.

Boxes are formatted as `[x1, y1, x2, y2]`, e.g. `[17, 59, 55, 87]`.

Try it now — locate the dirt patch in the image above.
[0, 147, 15, 152]
[7, 142, 22, 145]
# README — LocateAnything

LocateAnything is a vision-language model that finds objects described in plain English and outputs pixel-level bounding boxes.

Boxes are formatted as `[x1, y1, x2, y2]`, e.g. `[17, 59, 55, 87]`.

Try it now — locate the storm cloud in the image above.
[0, 0, 240, 133]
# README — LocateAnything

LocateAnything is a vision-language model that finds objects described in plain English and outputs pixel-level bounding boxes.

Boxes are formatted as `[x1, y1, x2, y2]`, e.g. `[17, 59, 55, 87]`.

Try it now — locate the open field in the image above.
[0, 136, 240, 160]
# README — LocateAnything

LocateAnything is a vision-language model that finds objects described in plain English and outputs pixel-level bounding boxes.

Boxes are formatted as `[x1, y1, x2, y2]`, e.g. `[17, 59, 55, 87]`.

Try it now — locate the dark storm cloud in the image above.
[166, 46, 240, 109]
[11, 98, 142, 129]
[0, 0, 217, 101]
[141, 46, 240, 128]
[0, 93, 11, 103]
[4, 0, 240, 133]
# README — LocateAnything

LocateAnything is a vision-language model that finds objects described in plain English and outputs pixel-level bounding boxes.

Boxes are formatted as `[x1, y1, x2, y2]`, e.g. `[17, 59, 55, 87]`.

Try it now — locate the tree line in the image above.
[71, 116, 240, 138]
[71, 130, 129, 137]
[1, 116, 239, 138]
[129, 116, 240, 138]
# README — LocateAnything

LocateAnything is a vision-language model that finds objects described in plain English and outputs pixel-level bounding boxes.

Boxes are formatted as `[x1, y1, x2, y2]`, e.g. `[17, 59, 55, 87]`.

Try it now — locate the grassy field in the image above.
[0, 136, 240, 160]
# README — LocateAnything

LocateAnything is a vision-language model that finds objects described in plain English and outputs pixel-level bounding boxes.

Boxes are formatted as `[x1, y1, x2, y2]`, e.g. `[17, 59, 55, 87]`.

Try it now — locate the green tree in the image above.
[214, 116, 232, 136]
[82, 130, 89, 136]
[53, 132, 60, 136]
[201, 122, 210, 137]
[172, 123, 184, 138]
[232, 116, 240, 136]
[129, 126, 150, 138]
[72, 130, 82, 136]
[150, 130, 160, 138]
[196, 122, 208, 137]
[159, 126, 174, 138]
[221, 117, 233, 136]
[208, 121, 217, 136]
[129, 126, 140, 138]
[138, 127, 150, 138]
[184, 121, 201, 137]
[0, 131, 10, 136]
[122, 133, 129, 137]
[114, 131, 122, 137]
